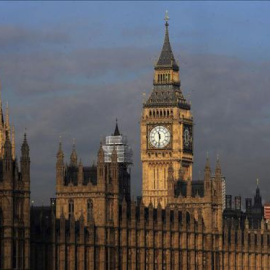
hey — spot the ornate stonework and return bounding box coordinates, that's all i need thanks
[141,20,193,208]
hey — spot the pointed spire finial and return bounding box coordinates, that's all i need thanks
[164,10,169,25]
[5,101,9,127]
[256,178,259,187]
[70,138,77,166]
[23,128,28,144]
[155,10,178,71]
[114,118,120,136]
[57,135,63,157]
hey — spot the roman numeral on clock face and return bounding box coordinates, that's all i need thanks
[149,126,171,149]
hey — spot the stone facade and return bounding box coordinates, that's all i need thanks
[141,19,193,209]
[3,16,270,270]
[0,91,30,270]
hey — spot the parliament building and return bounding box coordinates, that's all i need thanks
[1,16,270,270]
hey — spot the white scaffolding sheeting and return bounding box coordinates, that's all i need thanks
[103,135,133,163]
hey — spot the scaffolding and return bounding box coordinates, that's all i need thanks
[102,135,133,164]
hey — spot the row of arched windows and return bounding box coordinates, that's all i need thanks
[149,109,173,118]
[157,73,171,83]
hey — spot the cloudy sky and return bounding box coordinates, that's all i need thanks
[1,2,270,206]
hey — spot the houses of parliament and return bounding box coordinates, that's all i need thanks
[1,15,270,270]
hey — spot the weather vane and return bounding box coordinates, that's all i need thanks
[165,10,169,22]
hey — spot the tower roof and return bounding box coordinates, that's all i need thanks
[144,12,190,109]
[155,12,179,71]
[114,119,120,136]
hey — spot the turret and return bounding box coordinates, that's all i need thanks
[204,155,211,195]
[3,131,13,177]
[20,132,30,181]
[215,155,222,180]
[5,102,9,130]
[254,179,262,207]
[11,125,15,159]
[70,139,77,166]
[204,155,211,181]
[97,142,104,165]
[56,138,64,190]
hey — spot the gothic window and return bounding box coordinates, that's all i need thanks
[87,199,93,222]
[68,200,74,219]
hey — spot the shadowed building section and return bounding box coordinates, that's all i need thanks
[0,86,30,269]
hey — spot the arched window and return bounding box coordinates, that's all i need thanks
[87,199,93,222]
[68,200,74,219]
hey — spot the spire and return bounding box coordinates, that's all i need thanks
[11,125,15,159]
[254,178,262,206]
[97,141,104,163]
[114,118,120,136]
[57,136,64,160]
[4,130,12,159]
[145,11,186,108]
[5,102,9,128]
[204,153,211,181]
[155,11,179,71]
[70,138,77,166]
[21,131,29,158]
[215,154,222,178]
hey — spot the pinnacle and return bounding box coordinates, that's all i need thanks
[155,16,179,71]
[114,119,120,136]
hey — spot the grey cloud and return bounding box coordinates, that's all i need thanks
[0,46,153,97]
[0,25,70,49]
[3,41,270,205]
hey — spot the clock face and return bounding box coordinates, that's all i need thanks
[183,128,190,147]
[183,124,193,153]
[149,126,170,148]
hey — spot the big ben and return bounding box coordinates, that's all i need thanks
[141,13,193,208]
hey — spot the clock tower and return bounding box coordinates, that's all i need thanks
[141,14,193,208]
